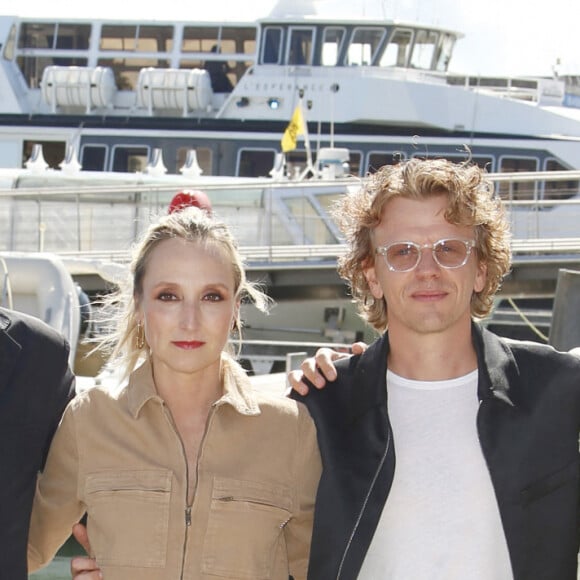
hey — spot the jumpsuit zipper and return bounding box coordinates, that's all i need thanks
[163,402,218,580]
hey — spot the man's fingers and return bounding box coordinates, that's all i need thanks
[72,523,91,555]
[287,344,363,395]
[70,555,102,579]
[287,369,310,396]
[350,341,368,355]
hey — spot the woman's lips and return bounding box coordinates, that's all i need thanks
[172,340,205,349]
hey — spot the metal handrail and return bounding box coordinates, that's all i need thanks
[55,238,580,269]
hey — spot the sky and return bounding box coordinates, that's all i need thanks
[9,0,579,77]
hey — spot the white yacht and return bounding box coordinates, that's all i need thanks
[0,0,580,183]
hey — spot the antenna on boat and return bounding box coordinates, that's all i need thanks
[25,144,49,173]
[145,148,168,176]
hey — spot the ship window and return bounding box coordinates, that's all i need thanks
[54,23,91,50]
[498,157,539,200]
[18,22,55,49]
[182,27,220,53]
[543,158,579,201]
[81,145,107,172]
[136,25,174,53]
[409,29,438,70]
[18,22,91,50]
[100,25,137,51]
[3,24,16,60]
[321,27,345,66]
[215,27,256,55]
[434,33,454,72]
[345,151,362,176]
[99,24,173,52]
[176,147,212,175]
[262,27,282,64]
[111,146,149,173]
[346,27,385,66]
[367,151,406,173]
[288,28,314,66]
[380,29,413,67]
[238,149,277,177]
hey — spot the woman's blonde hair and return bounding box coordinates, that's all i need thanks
[334,158,512,333]
[95,206,269,379]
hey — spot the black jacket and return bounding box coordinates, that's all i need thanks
[0,308,75,579]
[293,323,580,580]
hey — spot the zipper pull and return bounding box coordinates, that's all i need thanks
[185,506,192,526]
[279,515,291,529]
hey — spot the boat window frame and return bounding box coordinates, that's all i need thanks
[236,147,278,177]
[320,26,347,67]
[409,28,439,70]
[380,27,414,68]
[3,23,17,60]
[111,144,150,173]
[286,26,316,66]
[434,32,455,72]
[542,157,579,201]
[80,144,109,172]
[498,155,540,201]
[181,25,221,54]
[261,26,284,65]
[346,26,386,67]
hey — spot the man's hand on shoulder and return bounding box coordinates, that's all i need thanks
[288,342,367,396]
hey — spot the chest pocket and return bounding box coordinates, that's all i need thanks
[519,460,579,506]
[85,469,172,567]
[202,476,293,579]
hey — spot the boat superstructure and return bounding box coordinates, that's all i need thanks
[2,1,580,180]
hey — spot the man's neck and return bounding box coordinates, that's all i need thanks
[387,324,478,381]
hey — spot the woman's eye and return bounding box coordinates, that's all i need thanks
[204,292,223,302]
[157,292,177,301]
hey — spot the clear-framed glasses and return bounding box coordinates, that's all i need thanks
[375,238,476,272]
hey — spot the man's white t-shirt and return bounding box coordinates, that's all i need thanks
[357,369,513,580]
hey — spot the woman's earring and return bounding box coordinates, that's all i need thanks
[136,322,145,349]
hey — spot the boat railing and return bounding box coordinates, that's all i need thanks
[0,169,580,262]
[510,238,580,255]
[446,75,565,105]
[54,239,580,270]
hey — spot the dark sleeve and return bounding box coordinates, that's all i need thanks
[39,332,75,468]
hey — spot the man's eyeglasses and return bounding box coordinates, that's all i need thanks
[375,239,476,272]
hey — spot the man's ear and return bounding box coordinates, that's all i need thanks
[474,261,487,293]
[364,263,384,300]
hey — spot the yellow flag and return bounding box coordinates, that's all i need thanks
[281,105,304,153]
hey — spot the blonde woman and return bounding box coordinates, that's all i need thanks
[28,206,321,579]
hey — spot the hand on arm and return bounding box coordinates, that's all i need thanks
[288,342,367,396]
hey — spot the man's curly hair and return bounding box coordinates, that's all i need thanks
[333,158,512,333]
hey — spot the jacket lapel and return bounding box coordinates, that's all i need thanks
[473,323,517,407]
